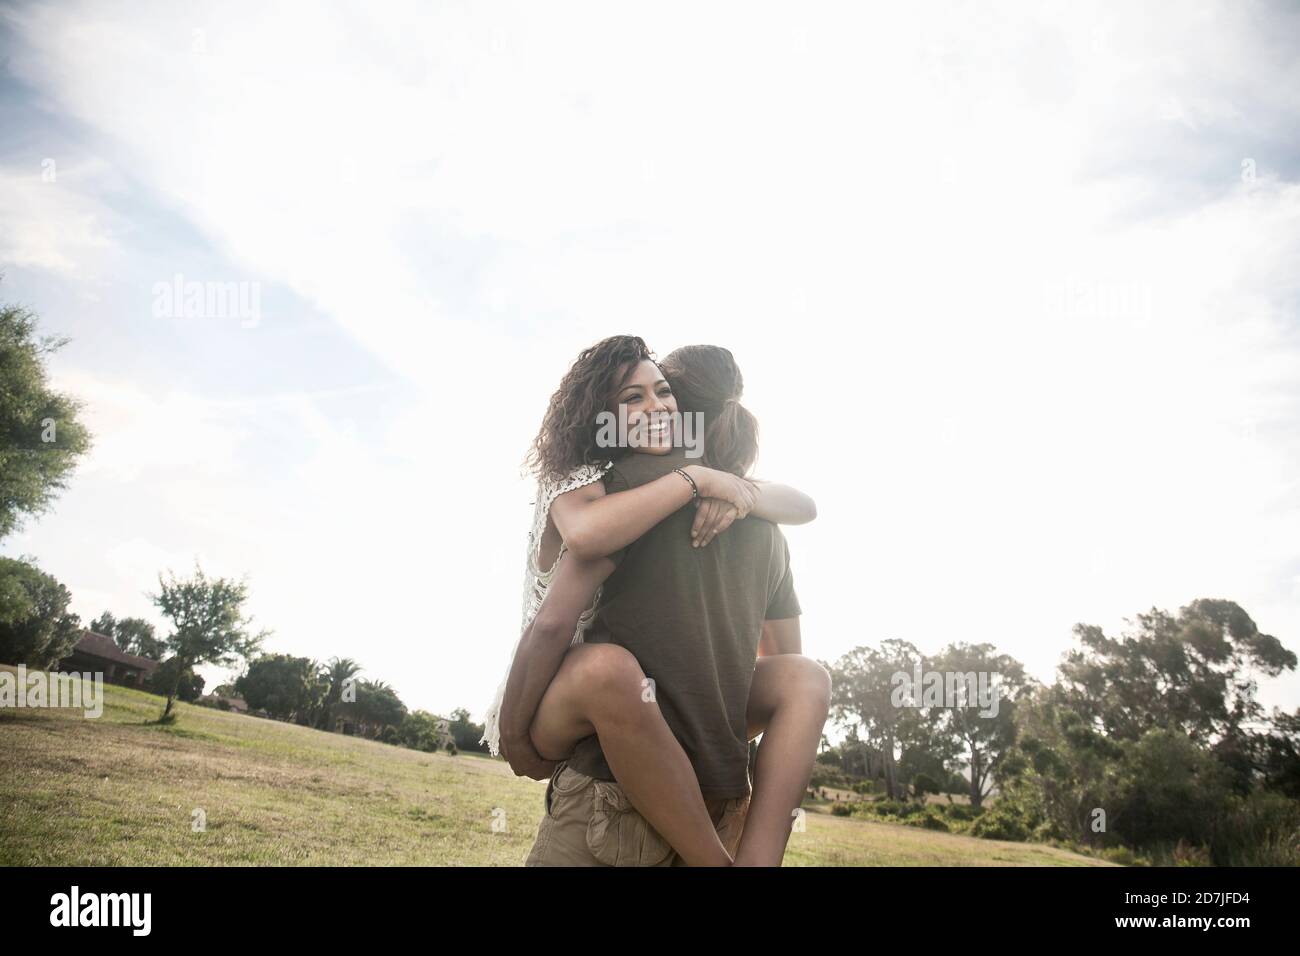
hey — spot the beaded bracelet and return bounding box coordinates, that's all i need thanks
[673,467,699,499]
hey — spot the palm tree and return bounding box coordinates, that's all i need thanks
[318,657,362,731]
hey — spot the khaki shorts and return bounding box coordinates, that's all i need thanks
[524,762,750,867]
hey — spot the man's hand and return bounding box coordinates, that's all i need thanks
[501,732,559,781]
[691,497,740,548]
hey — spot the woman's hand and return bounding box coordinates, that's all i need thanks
[500,732,558,781]
[684,465,759,518]
[691,498,740,548]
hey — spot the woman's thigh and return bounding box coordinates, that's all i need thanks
[528,642,643,761]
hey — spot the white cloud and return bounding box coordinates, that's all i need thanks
[3,0,1298,718]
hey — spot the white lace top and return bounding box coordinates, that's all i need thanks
[480,462,613,756]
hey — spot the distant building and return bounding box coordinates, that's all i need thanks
[57,630,160,688]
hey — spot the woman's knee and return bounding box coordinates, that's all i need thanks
[567,643,646,711]
[786,655,832,711]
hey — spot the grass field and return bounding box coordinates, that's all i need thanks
[0,668,1114,867]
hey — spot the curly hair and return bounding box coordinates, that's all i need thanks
[525,335,659,484]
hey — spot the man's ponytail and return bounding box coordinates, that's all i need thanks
[661,345,759,477]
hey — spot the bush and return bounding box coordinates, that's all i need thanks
[971,808,1030,842]
[1100,846,1146,866]
[1209,789,1300,866]
[1111,729,1234,852]
[147,658,205,702]
[906,810,950,832]
[830,803,855,817]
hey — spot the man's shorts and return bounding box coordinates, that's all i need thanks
[524,762,750,866]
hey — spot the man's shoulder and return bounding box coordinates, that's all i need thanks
[605,449,688,490]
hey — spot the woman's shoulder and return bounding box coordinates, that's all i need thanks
[541,461,613,498]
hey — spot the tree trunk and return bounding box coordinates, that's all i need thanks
[969,746,983,809]
[163,657,187,717]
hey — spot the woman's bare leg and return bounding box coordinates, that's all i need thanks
[528,642,733,866]
[734,655,832,867]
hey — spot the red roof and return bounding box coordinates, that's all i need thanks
[69,630,161,672]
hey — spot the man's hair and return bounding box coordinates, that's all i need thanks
[660,344,758,477]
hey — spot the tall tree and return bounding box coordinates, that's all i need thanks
[317,656,362,730]
[827,639,924,799]
[89,611,165,660]
[0,297,91,541]
[335,679,407,739]
[927,642,1034,808]
[0,557,81,668]
[1059,599,1295,745]
[150,565,266,717]
[236,654,322,722]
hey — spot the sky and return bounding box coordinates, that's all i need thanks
[1,0,1298,729]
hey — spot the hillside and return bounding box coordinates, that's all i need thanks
[0,668,1113,867]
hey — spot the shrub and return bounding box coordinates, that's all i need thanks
[1209,789,1300,866]
[971,808,1029,842]
[906,810,950,832]
[1100,846,1144,866]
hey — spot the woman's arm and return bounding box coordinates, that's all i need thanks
[690,481,817,547]
[498,553,615,777]
[549,464,759,562]
[750,481,817,525]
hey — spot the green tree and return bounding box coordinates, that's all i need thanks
[236,654,322,722]
[827,639,924,799]
[926,642,1034,808]
[336,679,407,739]
[89,611,166,661]
[446,706,487,753]
[399,710,444,751]
[150,565,266,718]
[0,556,82,668]
[0,297,92,541]
[1060,600,1295,747]
[317,656,362,731]
[147,656,205,702]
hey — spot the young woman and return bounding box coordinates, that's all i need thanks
[483,337,828,866]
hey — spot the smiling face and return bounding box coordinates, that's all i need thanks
[608,358,678,454]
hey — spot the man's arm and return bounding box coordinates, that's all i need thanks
[758,617,802,657]
[498,552,615,777]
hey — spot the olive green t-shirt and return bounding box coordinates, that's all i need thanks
[565,447,801,799]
